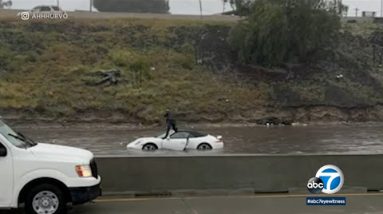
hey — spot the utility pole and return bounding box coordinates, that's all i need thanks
[199,0,202,18]
[355,7,359,17]
[90,0,93,12]
[56,0,59,7]
[381,0,383,17]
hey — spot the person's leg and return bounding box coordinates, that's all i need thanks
[172,122,178,132]
[163,124,171,139]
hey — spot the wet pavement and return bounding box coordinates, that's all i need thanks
[73,193,383,214]
[3,193,383,214]
[12,123,383,156]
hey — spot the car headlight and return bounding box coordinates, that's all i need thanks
[135,140,142,145]
[75,165,92,177]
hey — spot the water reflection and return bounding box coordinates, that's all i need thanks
[16,123,383,156]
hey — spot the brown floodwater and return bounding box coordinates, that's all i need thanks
[13,123,383,156]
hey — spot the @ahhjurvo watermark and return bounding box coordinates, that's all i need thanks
[18,11,69,21]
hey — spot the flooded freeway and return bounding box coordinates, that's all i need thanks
[13,123,383,156]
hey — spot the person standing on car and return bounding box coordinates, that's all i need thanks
[162,109,178,139]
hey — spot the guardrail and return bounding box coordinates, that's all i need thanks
[96,154,383,195]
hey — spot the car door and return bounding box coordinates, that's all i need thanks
[0,140,13,207]
[185,136,201,149]
[162,132,189,151]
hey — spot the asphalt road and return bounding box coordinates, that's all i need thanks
[73,193,383,214]
[2,193,383,214]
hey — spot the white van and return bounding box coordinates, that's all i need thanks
[0,119,101,214]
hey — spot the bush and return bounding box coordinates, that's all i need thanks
[229,0,343,67]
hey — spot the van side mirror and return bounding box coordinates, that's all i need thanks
[0,146,7,157]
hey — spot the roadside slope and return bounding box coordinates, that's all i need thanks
[0,16,382,124]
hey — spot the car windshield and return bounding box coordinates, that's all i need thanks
[156,133,165,138]
[156,131,175,138]
[0,120,35,148]
[156,131,206,138]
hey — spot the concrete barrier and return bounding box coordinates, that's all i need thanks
[96,154,383,195]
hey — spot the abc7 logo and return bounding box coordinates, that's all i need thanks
[307,165,344,194]
[20,12,30,21]
[307,177,324,194]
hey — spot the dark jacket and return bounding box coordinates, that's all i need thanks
[164,111,175,124]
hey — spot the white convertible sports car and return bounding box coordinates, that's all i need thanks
[127,131,224,151]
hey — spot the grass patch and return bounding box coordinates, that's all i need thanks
[0,17,262,122]
[0,17,382,123]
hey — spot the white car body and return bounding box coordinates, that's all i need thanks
[127,131,224,151]
[0,119,101,211]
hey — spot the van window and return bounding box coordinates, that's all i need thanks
[0,142,5,155]
[0,120,28,148]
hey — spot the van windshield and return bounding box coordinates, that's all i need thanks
[0,120,30,148]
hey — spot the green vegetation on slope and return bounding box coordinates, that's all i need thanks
[229,0,343,66]
[0,18,266,123]
[0,17,382,123]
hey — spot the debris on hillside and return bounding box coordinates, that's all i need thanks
[255,116,293,126]
[84,68,122,86]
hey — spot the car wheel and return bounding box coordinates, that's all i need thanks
[142,143,158,151]
[25,183,67,214]
[197,143,212,151]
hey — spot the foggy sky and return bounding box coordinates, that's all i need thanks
[6,0,382,16]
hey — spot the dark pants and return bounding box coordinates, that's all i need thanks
[163,120,178,139]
